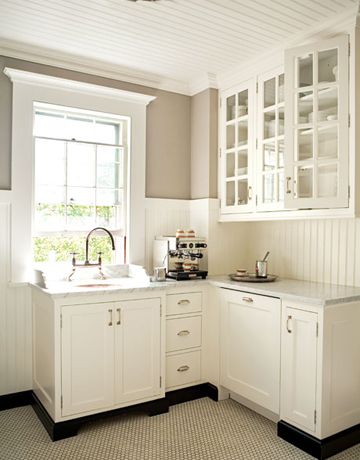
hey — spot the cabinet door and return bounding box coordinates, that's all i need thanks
[281,307,318,432]
[220,289,280,412]
[115,298,161,404]
[257,68,286,211]
[284,35,349,209]
[220,79,255,214]
[61,303,114,416]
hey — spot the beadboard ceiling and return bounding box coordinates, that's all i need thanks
[0,0,357,94]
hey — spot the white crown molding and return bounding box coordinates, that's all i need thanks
[217,6,357,91]
[4,67,157,105]
[189,72,218,96]
[0,38,192,96]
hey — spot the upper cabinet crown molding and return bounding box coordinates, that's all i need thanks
[4,67,157,105]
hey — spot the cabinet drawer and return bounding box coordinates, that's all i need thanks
[166,292,202,316]
[227,290,280,310]
[166,351,201,389]
[166,316,202,352]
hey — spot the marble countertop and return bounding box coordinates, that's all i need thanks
[30,275,360,306]
[209,276,360,306]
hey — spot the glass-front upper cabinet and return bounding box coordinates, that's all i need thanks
[284,35,349,209]
[257,69,285,210]
[221,79,255,213]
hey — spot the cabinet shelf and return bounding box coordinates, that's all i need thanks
[299,121,338,136]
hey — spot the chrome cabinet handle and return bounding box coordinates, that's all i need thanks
[248,186,253,200]
[177,365,190,372]
[108,309,113,327]
[286,315,292,333]
[177,330,190,336]
[286,177,292,194]
[242,297,253,303]
[177,299,190,305]
[116,308,121,325]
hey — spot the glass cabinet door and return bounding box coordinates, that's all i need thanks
[284,35,349,209]
[221,80,255,212]
[257,70,285,210]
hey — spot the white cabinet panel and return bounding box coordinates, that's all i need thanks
[61,303,114,417]
[166,351,201,389]
[281,307,318,432]
[166,316,202,352]
[115,298,161,404]
[166,292,202,316]
[220,289,281,412]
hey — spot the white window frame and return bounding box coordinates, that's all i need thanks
[5,68,155,283]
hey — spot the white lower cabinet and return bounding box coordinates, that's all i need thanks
[61,298,161,417]
[280,307,318,433]
[219,288,281,413]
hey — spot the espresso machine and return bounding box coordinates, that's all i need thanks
[153,235,208,280]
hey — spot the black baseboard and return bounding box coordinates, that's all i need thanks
[278,420,360,459]
[0,390,33,411]
[166,383,219,406]
[2,383,218,442]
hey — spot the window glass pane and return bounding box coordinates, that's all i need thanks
[278,140,284,168]
[95,121,119,145]
[35,139,66,186]
[226,125,235,150]
[318,87,338,121]
[237,121,248,147]
[296,166,313,198]
[36,185,65,204]
[264,78,276,108]
[67,143,96,187]
[318,164,337,198]
[34,111,66,138]
[237,179,248,206]
[226,95,236,121]
[237,150,248,176]
[278,173,284,202]
[263,174,275,203]
[278,107,285,136]
[67,115,94,142]
[297,53,313,88]
[263,143,276,171]
[238,90,248,113]
[35,204,66,232]
[226,181,235,206]
[97,146,123,188]
[297,91,313,124]
[226,153,235,178]
[278,74,285,104]
[297,128,313,161]
[318,126,338,160]
[318,48,338,84]
[264,110,276,139]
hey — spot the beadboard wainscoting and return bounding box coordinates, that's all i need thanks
[0,201,32,396]
[247,219,360,287]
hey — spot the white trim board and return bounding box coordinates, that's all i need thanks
[4,68,156,105]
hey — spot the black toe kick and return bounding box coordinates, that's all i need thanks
[278,420,360,459]
[5,383,218,442]
[32,393,170,441]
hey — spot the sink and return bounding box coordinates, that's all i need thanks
[74,283,121,289]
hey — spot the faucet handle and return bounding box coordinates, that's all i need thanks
[70,252,79,266]
[97,251,103,264]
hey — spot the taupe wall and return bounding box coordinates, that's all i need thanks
[190,88,218,199]
[0,56,191,198]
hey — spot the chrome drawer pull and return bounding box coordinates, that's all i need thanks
[116,308,121,325]
[108,309,113,327]
[286,315,292,333]
[242,297,253,303]
[177,330,190,336]
[177,365,190,372]
[177,299,190,305]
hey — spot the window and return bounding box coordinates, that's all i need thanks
[33,103,129,263]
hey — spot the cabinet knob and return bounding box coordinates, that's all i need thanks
[177,330,190,336]
[177,365,190,372]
